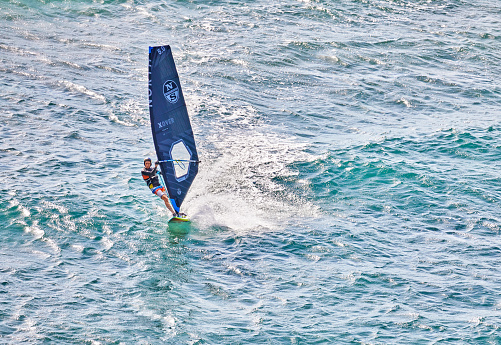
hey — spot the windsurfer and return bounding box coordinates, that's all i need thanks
[141,157,180,217]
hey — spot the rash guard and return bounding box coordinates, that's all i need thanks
[141,166,161,191]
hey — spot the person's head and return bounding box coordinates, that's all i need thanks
[144,157,152,168]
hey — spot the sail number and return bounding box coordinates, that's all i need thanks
[157,46,166,55]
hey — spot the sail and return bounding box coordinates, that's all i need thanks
[148,45,199,212]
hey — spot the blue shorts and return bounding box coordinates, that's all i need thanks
[151,186,166,197]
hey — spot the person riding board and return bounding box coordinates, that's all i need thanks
[141,158,185,218]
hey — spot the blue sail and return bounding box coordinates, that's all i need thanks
[148,45,199,212]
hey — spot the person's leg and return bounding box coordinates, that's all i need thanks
[161,194,177,216]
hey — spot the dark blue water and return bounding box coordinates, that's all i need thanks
[1,0,500,343]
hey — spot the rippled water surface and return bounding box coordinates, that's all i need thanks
[1,0,501,343]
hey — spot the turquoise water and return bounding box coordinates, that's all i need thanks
[1,0,500,343]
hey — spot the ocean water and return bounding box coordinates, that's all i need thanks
[1,0,500,343]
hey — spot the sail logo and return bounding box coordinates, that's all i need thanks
[158,118,174,130]
[163,80,179,104]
